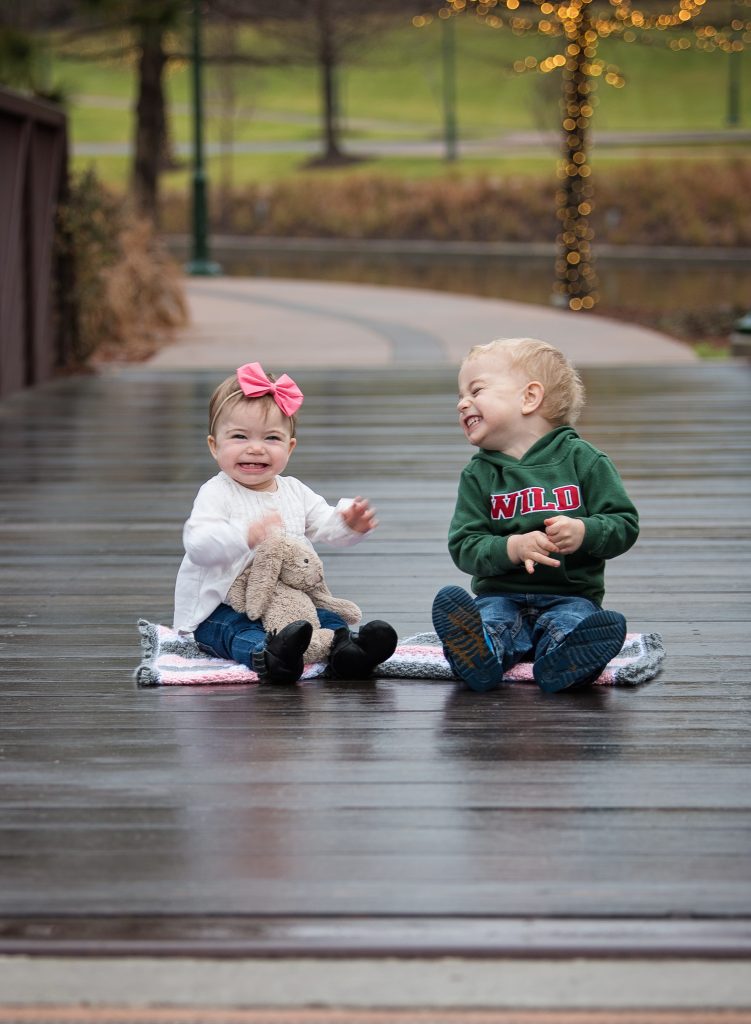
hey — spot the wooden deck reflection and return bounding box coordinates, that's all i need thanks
[0,364,749,955]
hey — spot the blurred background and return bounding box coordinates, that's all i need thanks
[1,0,749,378]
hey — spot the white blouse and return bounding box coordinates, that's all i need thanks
[173,472,362,632]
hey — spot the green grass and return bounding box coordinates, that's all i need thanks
[67,104,133,144]
[50,14,751,190]
[71,155,132,188]
[692,341,732,359]
[72,144,750,191]
[56,52,136,101]
[171,153,560,188]
[593,38,745,131]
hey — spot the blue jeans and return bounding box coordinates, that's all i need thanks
[194,602,348,668]
[475,593,601,673]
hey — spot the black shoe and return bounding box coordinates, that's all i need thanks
[253,620,313,683]
[533,610,627,692]
[329,620,398,680]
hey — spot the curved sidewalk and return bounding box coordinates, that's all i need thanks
[144,277,697,370]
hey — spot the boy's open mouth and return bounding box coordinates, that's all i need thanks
[464,416,481,430]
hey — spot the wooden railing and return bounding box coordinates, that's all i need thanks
[0,87,70,399]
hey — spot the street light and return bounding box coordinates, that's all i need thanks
[186,0,222,276]
[727,43,742,127]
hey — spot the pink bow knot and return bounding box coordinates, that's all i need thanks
[236,362,304,417]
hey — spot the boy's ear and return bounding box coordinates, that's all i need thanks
[522,381,545,415]
[207,435,218,460]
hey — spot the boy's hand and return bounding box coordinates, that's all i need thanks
[508,531,561,575]
[544,515,585,555]
[247,513,283,549]
[342,496,378,534]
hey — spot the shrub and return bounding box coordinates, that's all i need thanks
[55,170,188,365]
[160,158,751,247]
[592,159,751,247]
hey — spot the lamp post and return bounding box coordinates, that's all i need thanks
[727,43,742,128]
[186,0,222,276]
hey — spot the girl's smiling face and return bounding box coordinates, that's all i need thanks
[208,400,296,491]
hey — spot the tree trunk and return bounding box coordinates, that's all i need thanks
[133,22,167,223]
[553,0,598,311]
[316,0,343,161]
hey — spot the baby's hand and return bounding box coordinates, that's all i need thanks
[342,496,378,534]
[544,515,585,555]
[508,531,561,575]
[247,513,283,549]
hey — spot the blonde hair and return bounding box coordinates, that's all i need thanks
[208,371,298,437]
[464,337,585,426]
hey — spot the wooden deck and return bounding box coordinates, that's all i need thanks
[0,363,749,956]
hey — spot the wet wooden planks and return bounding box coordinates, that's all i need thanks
[0,363,749,952]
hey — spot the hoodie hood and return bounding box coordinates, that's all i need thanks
[472,425,580,469]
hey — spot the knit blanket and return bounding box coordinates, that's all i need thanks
[135,620,664,688]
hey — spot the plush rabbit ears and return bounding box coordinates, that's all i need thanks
[243,538,286,621]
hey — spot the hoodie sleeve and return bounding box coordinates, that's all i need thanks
[577,452,639,559]
[448,466,516,577]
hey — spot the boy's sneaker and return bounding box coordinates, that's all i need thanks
[533,610,627,693]
[431,586,503,693]
[254,620,313,683]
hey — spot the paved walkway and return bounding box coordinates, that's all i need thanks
[74,112,751,157]
[144,277,697,370]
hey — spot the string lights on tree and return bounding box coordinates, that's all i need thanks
[415,0,751,311]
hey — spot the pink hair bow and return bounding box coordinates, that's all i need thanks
[236,362,304,417]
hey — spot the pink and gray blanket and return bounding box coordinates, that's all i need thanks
[136,620,664,688]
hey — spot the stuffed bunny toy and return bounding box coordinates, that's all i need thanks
[226,534,362,663]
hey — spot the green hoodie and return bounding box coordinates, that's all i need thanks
[448,426,639,606]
